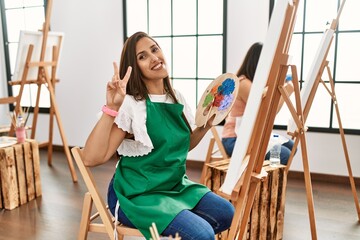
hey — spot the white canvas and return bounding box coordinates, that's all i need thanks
[287,28,334,133]
[12,30,64,81]
[221,0,293,195]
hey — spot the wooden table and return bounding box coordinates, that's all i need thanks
[205,160,287,240]
[0,138,42,210]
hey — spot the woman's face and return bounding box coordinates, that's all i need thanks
[135,37,168,82]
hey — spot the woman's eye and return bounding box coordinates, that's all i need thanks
[152,47,159,53]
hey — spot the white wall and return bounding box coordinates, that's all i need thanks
[1,0,359,178]
[37,0,124,145]
[276,129,360,177]
[225,0,269,74]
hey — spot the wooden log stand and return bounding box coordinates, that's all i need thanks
[0,138,42,210]
[205,160,287,240]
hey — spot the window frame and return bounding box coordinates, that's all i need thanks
[271,0,360,135]
[0,0,48,113]
[122,0,227,116]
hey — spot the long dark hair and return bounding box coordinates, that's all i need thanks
[119,32,192,131]
[236,42,263,82]
[119,31,178,103]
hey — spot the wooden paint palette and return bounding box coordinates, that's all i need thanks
[195,73,239,127]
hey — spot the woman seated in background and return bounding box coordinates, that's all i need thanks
[221,42,296,165]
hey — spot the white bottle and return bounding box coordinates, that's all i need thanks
[270,134,281,167]
[16,115,24,128]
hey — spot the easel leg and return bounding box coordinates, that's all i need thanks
[227,186,247,239]
[79,192,92,240]
[31,82,42,139]
[323,65,360,220]
[48,82,55,166]
[200,138,216,185]
[333,100,360,220]
[49,86,78,182]
[281,64,318,238]
[285,136,300,173]
[299,132,317,240]
[38,64,77,182]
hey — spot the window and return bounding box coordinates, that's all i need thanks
[124,0,226,114]
[274,0,360,134]
[0,0,47,110]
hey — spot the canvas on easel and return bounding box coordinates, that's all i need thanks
[287,28,334,135]
[11,30,64,108]
[10,30,64,146]
[12,31,64,83]
[214,0,301,239]
[6,0,77,182]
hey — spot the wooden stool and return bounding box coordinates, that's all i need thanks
[71,147,143,240]
[0,138,42,210]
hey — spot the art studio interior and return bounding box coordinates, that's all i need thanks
[0,0,360,239]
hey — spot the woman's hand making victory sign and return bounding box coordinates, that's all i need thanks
[106,62,132,110]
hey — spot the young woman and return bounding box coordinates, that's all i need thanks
[221,42,296,165]
[82,31,234,240]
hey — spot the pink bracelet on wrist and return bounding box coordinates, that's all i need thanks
[102,105,118,117]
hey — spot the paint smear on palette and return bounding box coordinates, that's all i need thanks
[195,73,239,127]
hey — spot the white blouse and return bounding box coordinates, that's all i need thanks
[113,90,196,157]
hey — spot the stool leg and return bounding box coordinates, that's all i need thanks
[78,192,93,240]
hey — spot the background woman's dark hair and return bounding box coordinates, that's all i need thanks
[118,31,178,103]
[236,42,263,81]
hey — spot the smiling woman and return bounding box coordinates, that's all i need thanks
[81,31,234,240]
[134,38,169,92]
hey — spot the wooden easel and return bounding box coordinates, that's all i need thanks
[283,6,360,223]
[278,63,318,239]
[223,60,299,240]
[272,2,359,239]
[7,0,77,182]
[215,1,300,239]
[280,61,360,240]
[318,62,360,219]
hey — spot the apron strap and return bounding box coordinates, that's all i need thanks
[114,200,120,240]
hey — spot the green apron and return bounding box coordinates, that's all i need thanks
[113,97,210,239]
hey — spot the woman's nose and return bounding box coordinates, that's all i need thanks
[150,54,159,62]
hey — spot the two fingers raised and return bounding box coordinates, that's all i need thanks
[112,62,132,84]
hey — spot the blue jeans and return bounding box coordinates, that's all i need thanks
[221,137,237,158]
[107,178,234,240]
[222,137,296,165]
